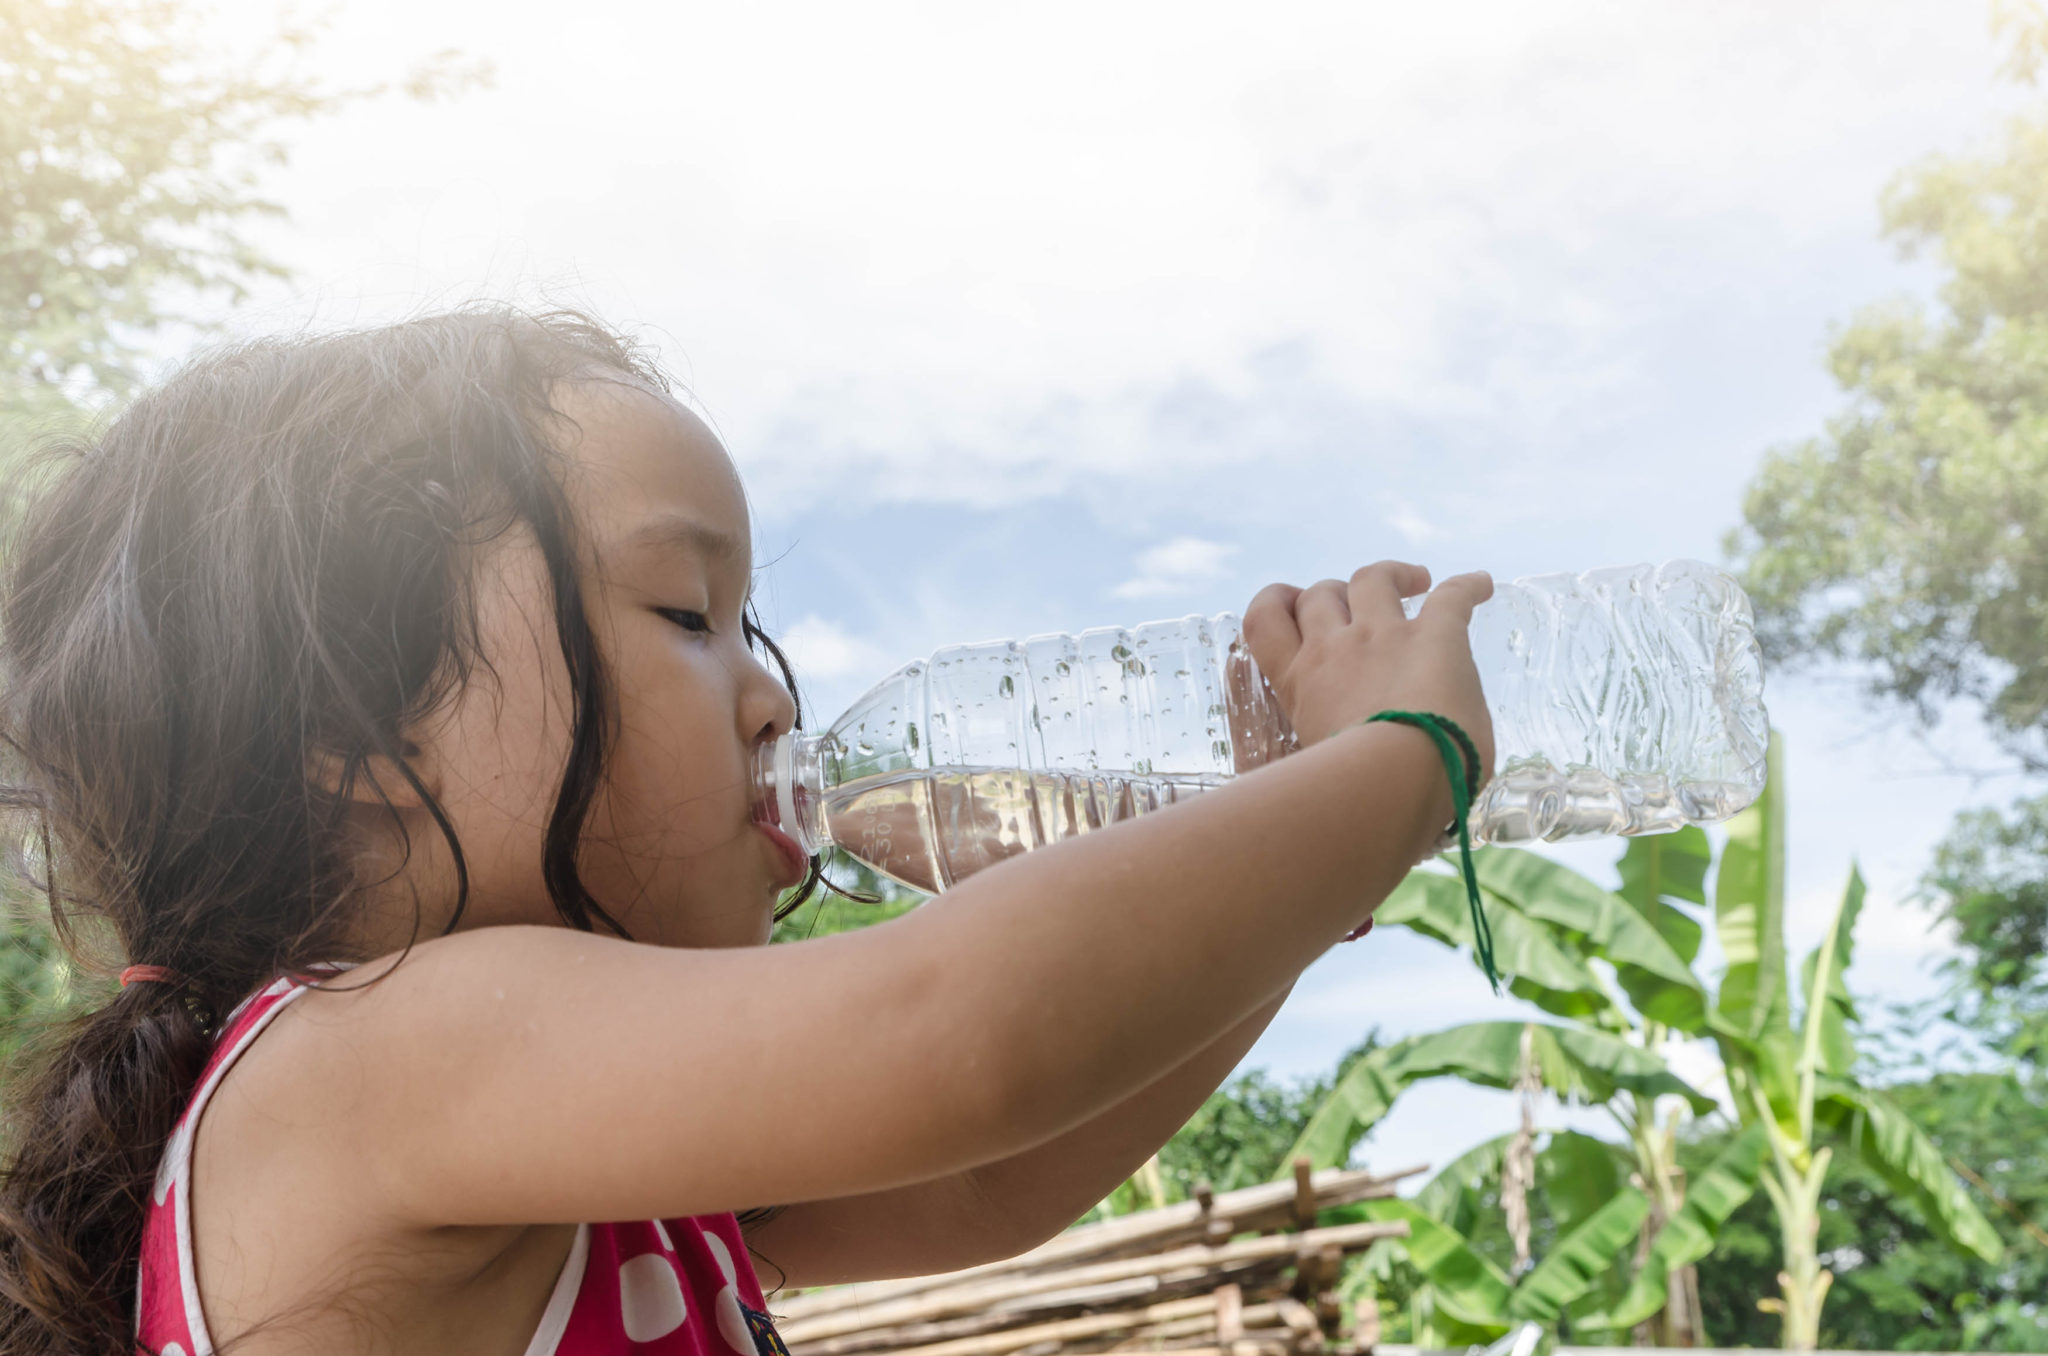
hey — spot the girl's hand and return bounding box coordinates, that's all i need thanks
[1243,561,1496,779]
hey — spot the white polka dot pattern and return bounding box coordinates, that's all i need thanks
[702,1228,755,1355]
[701,1230,738,1287]
[618,1252,689,1342]
[715,1287,753,1355]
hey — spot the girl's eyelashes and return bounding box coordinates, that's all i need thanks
[656,607,714,636]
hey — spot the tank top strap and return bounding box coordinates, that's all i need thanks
[134,965,353,1354]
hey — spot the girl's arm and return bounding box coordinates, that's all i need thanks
[739,987,1292,1287]
[248,564,1490,1231]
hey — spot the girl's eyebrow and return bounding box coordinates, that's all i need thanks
[621,513,749,567]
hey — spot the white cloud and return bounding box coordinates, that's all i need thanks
[777,615,889,683]
[205,0,2006,515]
[1384,497,1444,545]
[1111,536,1241,600]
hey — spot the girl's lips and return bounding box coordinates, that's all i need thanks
[756,820,809,890]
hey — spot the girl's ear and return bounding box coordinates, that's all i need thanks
[305,745,437,809]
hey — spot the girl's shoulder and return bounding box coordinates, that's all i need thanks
[180,926,605,1228]
[146,944,792,1354]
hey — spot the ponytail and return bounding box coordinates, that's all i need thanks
[0,981,211,1349]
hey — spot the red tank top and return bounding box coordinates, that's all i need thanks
[135,971,791,1355]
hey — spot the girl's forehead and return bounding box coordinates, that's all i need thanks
[552,380,750,559]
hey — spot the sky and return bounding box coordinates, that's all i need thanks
[200,0,2032,1177]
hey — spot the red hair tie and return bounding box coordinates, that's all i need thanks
[119,965,182,989]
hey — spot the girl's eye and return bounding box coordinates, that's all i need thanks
[657,608,713,636]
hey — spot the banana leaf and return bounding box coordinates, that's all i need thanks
[1816,1078,2004,1264]
[1613,825,1711,964]
[1798,863,1865,1080]
[1718,1022,1804,1152]
[1714,732,1788,1043]
[1351,1198,1513,1329]
[1285,1022,1714,1170]
[1377,870,1613,1020]
[1469,848,1707,1031]
[1537,1130,1632,1234]
[1506,1187,1650,1323]
[1414,1133,1515,1222]
[1574,1123,1767,1331]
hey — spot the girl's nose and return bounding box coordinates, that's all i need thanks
[740,649,799,748]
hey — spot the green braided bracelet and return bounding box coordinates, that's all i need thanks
[1350,711,1499,993]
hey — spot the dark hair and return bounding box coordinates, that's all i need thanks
[0,307,830,1350]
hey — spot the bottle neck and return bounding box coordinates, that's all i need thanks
[752,731,831,855]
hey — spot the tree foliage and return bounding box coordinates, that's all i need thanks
[1156,1043,1380,1200]
[0,0,484,423]
[1920,795,2048,1062]
[1725,49,2048,766]
[1725,1,2048,1074]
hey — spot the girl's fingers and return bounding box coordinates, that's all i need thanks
[1294,579,1352,636]
[1346,561,1429,628]
[1417,570,1494,629]
[1243,582,1306,673]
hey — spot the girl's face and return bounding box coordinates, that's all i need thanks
[401,378,802,950]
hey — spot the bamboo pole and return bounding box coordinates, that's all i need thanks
[788,1267,1296,1356]
[1118,1300,1288,1344]
[1271,1298,1319,1343]
[1351,1298,1379,1354]
[798,1293,1308,1356]
[833,1294,1220,1356]
[986,1258,1289,1318]
[1215,1285,1244,1345]
[780,1221,1405,1345]
[774,1166,1422,1323]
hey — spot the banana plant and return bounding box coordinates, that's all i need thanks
[1703,733,2003,1348]
[1288,734,2004,1348]
[1329,1125,1765,1345]
[1285,830,1723,1342]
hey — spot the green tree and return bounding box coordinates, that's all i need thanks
[0,0,483,427]
[1156,1037,1381,1200]
[1727,2,2048,763]
[1919,798,2048,1063]
[1724,1,2048,1066]
[1070,1036,1382,1224]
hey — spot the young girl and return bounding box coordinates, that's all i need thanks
[0,309,1492,1355]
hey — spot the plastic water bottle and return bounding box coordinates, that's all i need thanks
[752,560,1769,894]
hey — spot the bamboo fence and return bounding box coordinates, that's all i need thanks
[775,1161,1422,1356]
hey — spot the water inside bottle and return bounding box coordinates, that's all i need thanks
[820,766,1227,894]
